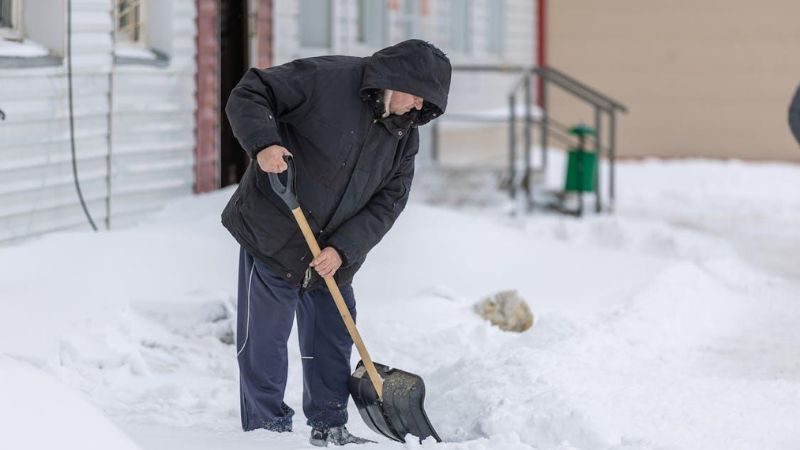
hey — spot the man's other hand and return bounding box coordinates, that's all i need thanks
[256,145,293,173]
[310,247,343,278]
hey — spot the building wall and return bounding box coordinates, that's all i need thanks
[549,0,800,162]
[0,0,198,242]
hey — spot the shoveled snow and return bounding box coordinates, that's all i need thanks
[1,155,799,449]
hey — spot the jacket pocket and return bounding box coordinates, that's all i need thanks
[238,185,299,257]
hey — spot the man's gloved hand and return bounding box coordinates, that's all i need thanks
[310,247,343,278]
[256,145,293,173]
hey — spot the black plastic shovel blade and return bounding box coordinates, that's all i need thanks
[348,361,442,444]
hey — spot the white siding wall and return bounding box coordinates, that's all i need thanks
[0,0,197,243]
[109,0,197,227]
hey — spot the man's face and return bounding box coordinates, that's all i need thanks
[389,90,424,116]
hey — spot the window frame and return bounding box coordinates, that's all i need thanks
[0,0,24,42]
[486,0,504,57]
[115,0,147,47]
[298,0,332,51]
[449,0,472,55]
[113,0,171,67]
[357,0,387,49]
[399,0,419,40]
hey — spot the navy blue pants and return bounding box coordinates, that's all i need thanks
[236,247,356,431]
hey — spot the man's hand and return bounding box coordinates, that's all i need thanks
[256,145,292,173]
[310,247,343,278]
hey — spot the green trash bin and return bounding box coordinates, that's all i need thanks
[564,150,597,192]
[564,123,598,193]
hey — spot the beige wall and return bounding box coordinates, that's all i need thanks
[549,0,800,161]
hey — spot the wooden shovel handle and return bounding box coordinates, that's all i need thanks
[290,207,384,399]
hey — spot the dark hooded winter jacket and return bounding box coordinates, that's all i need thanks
[221,40,452,291]
[790,84,800,146]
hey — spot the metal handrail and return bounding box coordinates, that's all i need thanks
[538,66,628,113]
[432,64,627,214]
[506,65,628,213]
[447,64,626,112]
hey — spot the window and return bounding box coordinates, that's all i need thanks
[0,0,13,28]
[449,0,471,54]
[299,0,331,49]
[0,0,23,41]
[116,0,144,45]
[487,0,503,56]
[358,0,386,47]
[0,0,63,63]
[400,0,419,39]
[113,0,171,66]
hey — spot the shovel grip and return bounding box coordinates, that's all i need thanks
[267,155,299,210]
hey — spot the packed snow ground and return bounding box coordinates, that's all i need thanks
[1,155,799,450]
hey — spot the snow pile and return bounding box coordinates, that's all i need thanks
[0,356,140,450]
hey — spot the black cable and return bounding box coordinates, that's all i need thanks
[67,0,98,231]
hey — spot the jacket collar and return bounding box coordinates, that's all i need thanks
[363,89,417,139]
[378,110,417,139]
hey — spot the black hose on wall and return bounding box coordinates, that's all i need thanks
[67,0,99,231]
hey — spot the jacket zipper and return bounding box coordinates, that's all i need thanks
[358,119,376,164]
[302,267,312,289]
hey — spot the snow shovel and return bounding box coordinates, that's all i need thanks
[268,155,441,444]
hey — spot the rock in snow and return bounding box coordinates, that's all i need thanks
[474,290,534,332]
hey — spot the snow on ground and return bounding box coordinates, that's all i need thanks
[1,156,799,449]
[0,355,140,450]
[114,45,160,60]
[0,39,50,58]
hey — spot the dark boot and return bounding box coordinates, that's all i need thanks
[309,425,376,447]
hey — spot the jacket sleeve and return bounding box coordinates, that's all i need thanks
[790,84,800,146]
[326,129,419,266]
[224,63,311,159]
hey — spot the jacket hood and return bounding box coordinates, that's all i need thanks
[361,39,452,126]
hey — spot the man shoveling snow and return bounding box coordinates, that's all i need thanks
[221,40,451,446]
